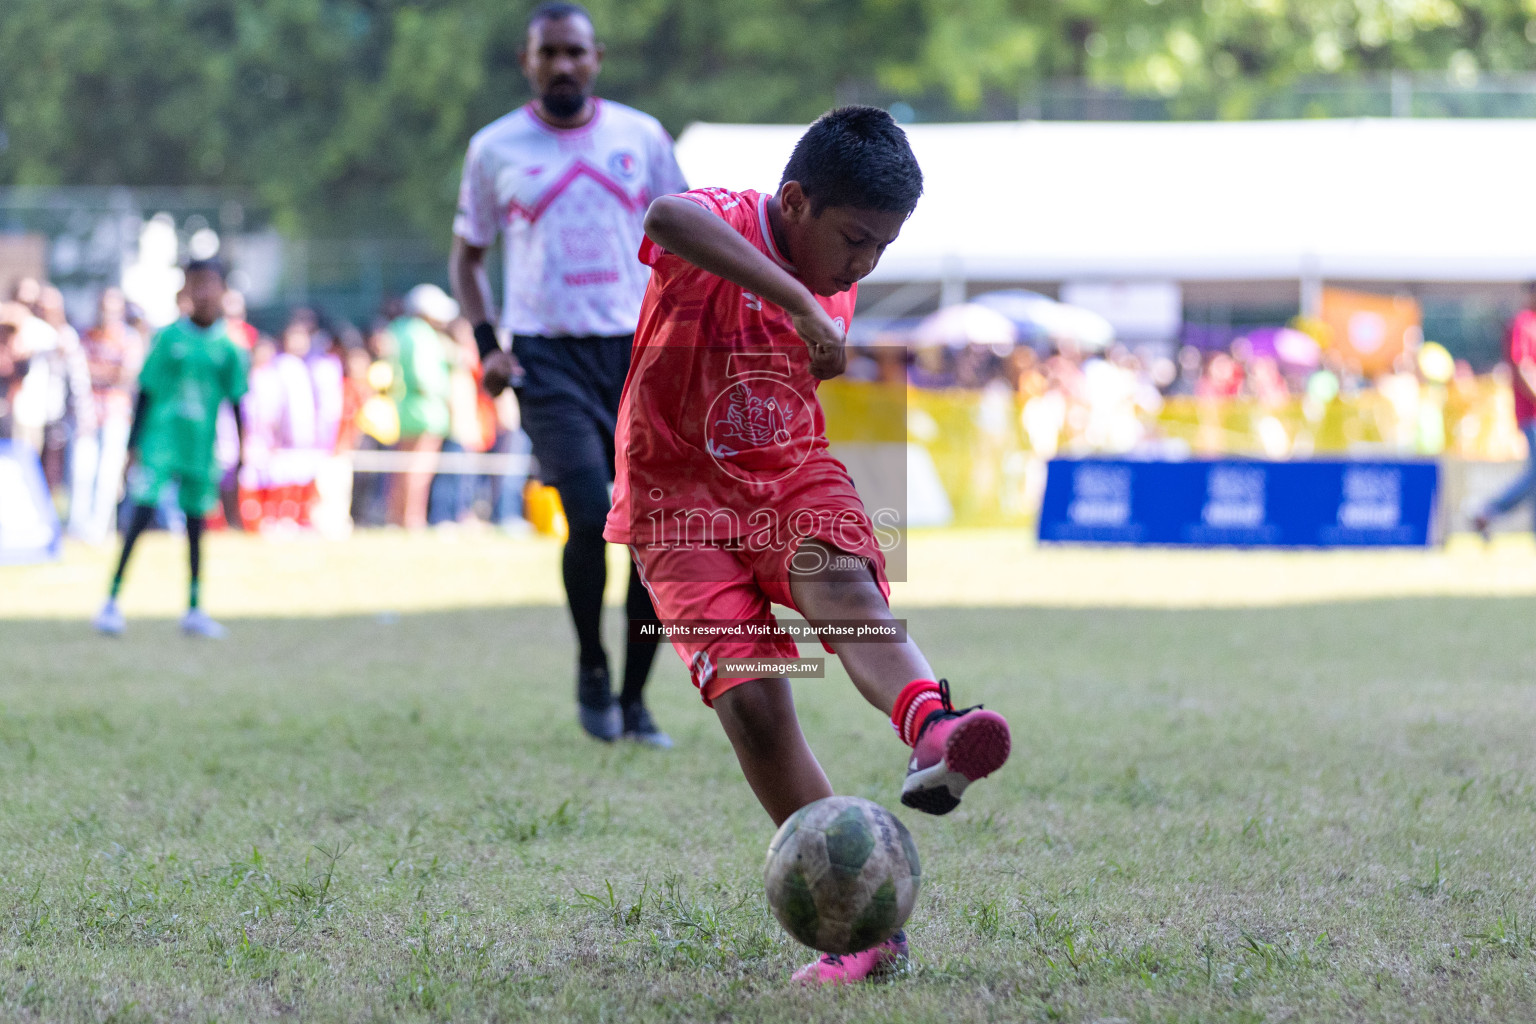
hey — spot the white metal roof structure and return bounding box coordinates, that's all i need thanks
[673,118,1536,285]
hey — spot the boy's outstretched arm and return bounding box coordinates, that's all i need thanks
[124,391,150,464]
[644,196,846,380]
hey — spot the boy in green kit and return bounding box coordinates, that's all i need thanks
[93,259,248,638]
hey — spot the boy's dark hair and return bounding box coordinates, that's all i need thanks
[529,1,589,29]
[779,106,923,217]
[183,257,227,281]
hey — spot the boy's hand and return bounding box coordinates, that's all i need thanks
[791,305,847,381]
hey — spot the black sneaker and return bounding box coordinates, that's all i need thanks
[577,665,621,742]
[620,702,673,749]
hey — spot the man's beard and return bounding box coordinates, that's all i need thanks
[541,88,586,119]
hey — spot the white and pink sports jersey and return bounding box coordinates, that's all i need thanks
[454,99,689,339]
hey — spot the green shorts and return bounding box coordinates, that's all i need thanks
[128,463,219,515]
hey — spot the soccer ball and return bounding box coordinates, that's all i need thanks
[763,795,921,954]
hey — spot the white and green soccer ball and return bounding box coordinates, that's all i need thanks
[763,795,921,954]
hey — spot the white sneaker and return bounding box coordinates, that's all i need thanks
[92,598,126,636]
[180,608,228,639]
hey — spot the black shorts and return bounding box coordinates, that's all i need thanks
[512,334,633,486]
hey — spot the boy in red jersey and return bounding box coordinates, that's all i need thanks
[604,107,1011,983]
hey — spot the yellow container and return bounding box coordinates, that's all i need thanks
[524,481,568,540]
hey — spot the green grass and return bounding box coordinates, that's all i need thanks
[3,531,1536,1022]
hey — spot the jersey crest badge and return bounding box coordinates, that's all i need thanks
[609,151,639,179]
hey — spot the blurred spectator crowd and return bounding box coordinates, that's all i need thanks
[1,273,1526,544]
[847,328,1525,463]
[0,277,532,542]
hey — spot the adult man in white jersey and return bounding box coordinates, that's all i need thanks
[451,1,687,746]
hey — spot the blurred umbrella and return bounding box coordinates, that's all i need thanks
[910,302,1018,349]
[970,289,1114,352]
[1243,326,1321,369]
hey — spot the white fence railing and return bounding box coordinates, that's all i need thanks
[346,450,535,476]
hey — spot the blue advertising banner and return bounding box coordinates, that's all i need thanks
[1039,457,1439,548]
[0,440,62,564]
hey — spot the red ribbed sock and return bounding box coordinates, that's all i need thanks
[890,679,945,747]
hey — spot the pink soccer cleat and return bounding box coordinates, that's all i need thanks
[792,930,909,984]
[900,680,1011,816]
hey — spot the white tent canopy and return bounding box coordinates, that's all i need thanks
[673,118,1536,284]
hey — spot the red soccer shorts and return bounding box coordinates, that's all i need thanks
[630,524,889,707]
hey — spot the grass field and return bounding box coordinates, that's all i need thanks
[4,530,1536,1022]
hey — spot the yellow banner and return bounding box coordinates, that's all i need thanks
[818,375,1524,527]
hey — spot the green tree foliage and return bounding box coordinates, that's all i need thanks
[0,0,514,237]
[2,0,1533,238]
[882,0,1536,113]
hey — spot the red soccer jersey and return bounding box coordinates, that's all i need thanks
[1509,309,1536,425]
[604,187,865,552]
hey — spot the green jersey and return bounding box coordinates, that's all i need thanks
[136,318,249,480]
[388,315,451,439]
